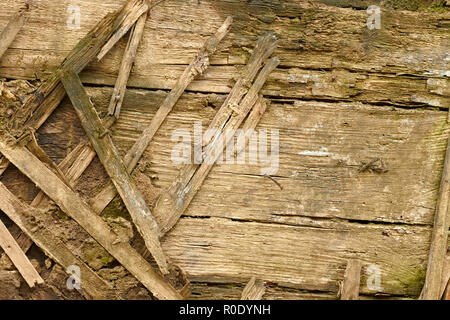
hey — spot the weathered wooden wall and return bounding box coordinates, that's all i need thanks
[0,0,449,299]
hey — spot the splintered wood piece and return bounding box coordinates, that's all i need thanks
[108,11,148,118]
[440,255,450,300]
[339,259,362,300]
[155,59,279,235]
[0,183,116,300]
[421,136,450,300]
[0,218,43,288]
[61,70,168,274]
[89,16,234,214]
[241,277,266,300]
[0,138,182,300]
[0,5,29,59]
[97,0,149,61]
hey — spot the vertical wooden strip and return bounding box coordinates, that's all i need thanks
[108,12,148,118]
[241,276,266,300]
[339,259,362,300]
[61,70,168,274]
[0,218,43,288]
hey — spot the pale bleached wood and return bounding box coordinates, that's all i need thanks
[0,182,117,300]
[421,135,450,299]
[0,218,43,288]
[154,58,279,235]
[89,16,234,215]
[0,5,29,59]
[0,137,182,300]
[241,276,266,300]
[108,11,148,118]
[61,70,169,274]
[339,259,362,300]
[97,0,149,61]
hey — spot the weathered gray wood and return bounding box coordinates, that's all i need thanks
[339,259,362,300]
[241,276,266,300]
[0,5,29,59]
[0,218,43,288]
[108,11,148,118]
[0,182,117,299]
[421,134,450,299]
[61,70,168,274]
[0,137,182,299]
[154,59,279,235]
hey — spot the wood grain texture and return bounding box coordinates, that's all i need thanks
[241,276,266,300]
[0,182,117,299]
[0,137,182,300]
[0,218,43,288]
[61,70,168,274]
[339,259,362,300]
[0,0,447,107]
[0,5,29,59]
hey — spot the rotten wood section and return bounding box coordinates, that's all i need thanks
[108,11,148,118]
[0,5,29,59]
[0,138,182,299]
[0,1,447,108]
[61,70,168,274]
[339,259,362,300]
[0,182,116,300]
[0,218,43,288]
[241,277,266,300]
[90,16,233,215]
[421,127,450,299]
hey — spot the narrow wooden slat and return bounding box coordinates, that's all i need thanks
[61,70,168,274]
[339,259,362,300]
[421,125,450,299]
[241,276,266,300]
[0,183,116,299]
[89,16,234,215]
[0,218,43,288]
[0,5,29,59]
[108,11,148,118]
[154,59,279,235]
[0,138,182,300]
[440,255,450,299]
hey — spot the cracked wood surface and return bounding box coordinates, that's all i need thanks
[61,70,168,274]
[0,0,447,108]
[0,138,182,300]
[0,182,116,299]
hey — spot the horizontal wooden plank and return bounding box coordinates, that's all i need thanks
[0,0,448,107]
[60,86,450,226]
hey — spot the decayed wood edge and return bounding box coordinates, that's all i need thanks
[339,259,362,300]
[440,254,450,299]
[108,11,148,118]
[0,138,182,300]
[97,0,149,61]
[61,70,169,274]
[0,5,29,59]
[0,182,116,300]
[241,276,266,300]
[0,0,147,182]
[421,129,450,299]
[156,59,279,235]
[89,16,234,214]
[0,218,43,288]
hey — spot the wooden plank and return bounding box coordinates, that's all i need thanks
[161,217,442,296]
[0,182,117,299]
[108,11,148,118]
[0,1,448,107]
[61,70,168,274]
[0,138,182,299]
[440,255,450,299]
[339,259,362,300]
[421,132,450,299]
[0,5,29,59]
[0,218,43,288]
[241,277,266,300]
